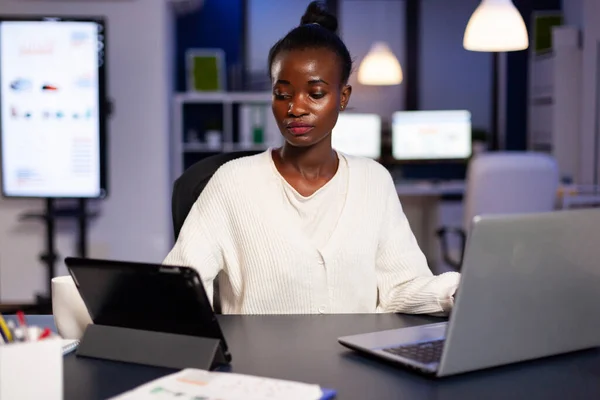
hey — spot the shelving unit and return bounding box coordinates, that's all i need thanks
[528,53,554,152]
[171,91,281,182]
[527,25,582,182]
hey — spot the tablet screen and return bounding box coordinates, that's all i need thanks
[66,258,229,354]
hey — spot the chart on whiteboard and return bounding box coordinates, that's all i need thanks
[0,19,104,198]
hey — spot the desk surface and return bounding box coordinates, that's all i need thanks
[25,314,600,400]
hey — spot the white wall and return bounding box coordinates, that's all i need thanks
[0,0,173,301]
[540,0,599,185]
[551,27,582,182]
[579,0,600,184]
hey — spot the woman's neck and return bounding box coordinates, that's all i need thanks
[276,138,338,180]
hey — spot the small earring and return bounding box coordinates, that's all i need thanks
[340,105,345,110]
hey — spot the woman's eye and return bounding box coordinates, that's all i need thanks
[311,92,325,99]
[274,93,290,100]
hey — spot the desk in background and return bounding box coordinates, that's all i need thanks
[559,185,600,209]
[395,180,466,197]
[23,314,600,400]
[395,180,465,271]
[395,181,600,272]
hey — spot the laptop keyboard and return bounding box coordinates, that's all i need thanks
[382,339,445,364]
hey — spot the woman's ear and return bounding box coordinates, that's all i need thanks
[340,84,352,110]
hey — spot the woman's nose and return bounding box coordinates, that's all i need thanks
[288,97,308,117]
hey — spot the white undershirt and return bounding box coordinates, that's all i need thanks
[271,154,348,251]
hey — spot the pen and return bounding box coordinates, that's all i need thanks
[38,328,52,340]
[0,313,13,342]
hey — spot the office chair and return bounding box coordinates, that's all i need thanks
[436,152,559,271]
[171,150,262,313]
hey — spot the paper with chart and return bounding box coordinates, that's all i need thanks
[110,368,324,400]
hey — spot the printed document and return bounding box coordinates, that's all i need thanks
[110,368,324,400]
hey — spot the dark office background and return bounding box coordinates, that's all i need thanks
[174,0,562,171]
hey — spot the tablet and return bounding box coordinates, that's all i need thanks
[64,257,231,363]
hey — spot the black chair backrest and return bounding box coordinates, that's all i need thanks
[171,150,261,314]
[172,150,261,240]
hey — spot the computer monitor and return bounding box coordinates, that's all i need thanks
[391,110,472,161]
[332,113,381,158]
[0,16,108,198]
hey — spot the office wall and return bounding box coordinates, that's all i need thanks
[562,0,583,28]
[175,0,244,91]
[419,0,492,132]
[340,0,406,118]
[0,0,173,301]
[562,0,600,184]
[245,0,404,116]
[579,0,600,184]
[246,0,312,79]
[246,1,490,128]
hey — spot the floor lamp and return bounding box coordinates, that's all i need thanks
[463,0,529,151]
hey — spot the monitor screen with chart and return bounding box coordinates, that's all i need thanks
[392,110,472,161]
[332,113,381,158]
[0,16,108,198]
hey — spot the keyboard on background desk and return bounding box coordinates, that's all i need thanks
[394,180,466,196]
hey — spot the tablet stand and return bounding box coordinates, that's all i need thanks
[76,324,229,370]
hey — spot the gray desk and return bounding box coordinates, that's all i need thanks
[22,314,600,399]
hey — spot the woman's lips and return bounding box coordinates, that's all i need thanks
[286,123,314,135]
[287,126,314,135]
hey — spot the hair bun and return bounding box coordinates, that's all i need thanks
[300,1,338,33]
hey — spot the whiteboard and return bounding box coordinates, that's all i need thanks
[0,17,107,198]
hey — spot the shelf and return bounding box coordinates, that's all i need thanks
[174,91,271,104]
[172,92,277,185]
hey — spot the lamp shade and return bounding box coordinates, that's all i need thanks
[463,0,529,52]
[357,42,403,85]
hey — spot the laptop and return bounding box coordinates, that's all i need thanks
[338,208,600,377]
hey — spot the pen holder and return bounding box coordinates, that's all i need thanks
[0,339,63,400]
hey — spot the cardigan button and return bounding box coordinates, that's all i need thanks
[318,305,326,313]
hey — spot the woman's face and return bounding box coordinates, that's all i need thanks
[271,48,351,148]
